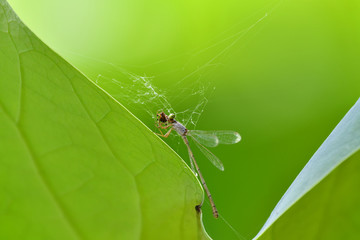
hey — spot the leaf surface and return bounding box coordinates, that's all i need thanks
[0,1,210,239]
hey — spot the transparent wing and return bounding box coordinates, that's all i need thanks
[188,130,219,147]
[189,130,241,146]
[190,136,224,171]
[213,130,241,144]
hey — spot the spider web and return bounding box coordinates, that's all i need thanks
[62,7,273,134]
[59,4,280,238]
[93,66,211,132]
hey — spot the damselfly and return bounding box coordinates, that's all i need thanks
[155,111,241,218]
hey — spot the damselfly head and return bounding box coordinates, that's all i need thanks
[168,113,176,123]
[168,113,175,120]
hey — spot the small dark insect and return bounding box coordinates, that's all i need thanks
[157,112,168,123]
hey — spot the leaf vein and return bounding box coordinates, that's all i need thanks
[0,101,83,240]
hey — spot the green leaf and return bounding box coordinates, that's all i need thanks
[254,99,360,240]
[0,1,210,239]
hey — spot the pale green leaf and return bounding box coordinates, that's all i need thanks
[254,99,360,240]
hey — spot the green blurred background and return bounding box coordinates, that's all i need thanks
[7,0,360,239]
